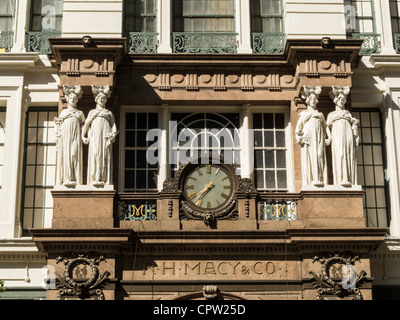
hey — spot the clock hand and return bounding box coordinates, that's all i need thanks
[193,182,214,201]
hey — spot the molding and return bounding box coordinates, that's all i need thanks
[0,53,39,68]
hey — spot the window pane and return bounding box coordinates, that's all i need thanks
[22,109,56,232]
[253,112,287,191]
[355,109,389,227]
[124,112,159,191]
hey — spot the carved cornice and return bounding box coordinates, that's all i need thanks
[48,37,127,87]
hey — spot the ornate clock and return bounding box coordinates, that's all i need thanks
[183,163,234,210]
[162,153,242,223]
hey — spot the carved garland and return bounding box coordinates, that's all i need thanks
[55,252,110,300]
[309,251,368,300]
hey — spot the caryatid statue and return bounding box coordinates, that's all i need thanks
[295,86,331,187]
[327,86,359,186]
[82,85,118,187]
[55,85,85,187]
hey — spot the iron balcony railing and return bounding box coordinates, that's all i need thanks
[125,32,158,53]
[27,31,62,54]
[0,31,14,52]
[393,33,400,54]
[252,32,286,54]
[173,32,237,53]
[347,32,380,55]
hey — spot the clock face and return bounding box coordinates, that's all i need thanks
[184,164,233,210]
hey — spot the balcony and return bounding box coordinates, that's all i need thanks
[252,32,286,54]
[347,33,380,55]
[394,33,400,54]
[0,31,14,52]
[172,32,237,53]
[126,32,158,53]
[27,31,62,54]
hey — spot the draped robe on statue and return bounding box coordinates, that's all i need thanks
[297,109,328,186]
[327,109,358,186]
[85,108,116,185]
[56,108,85,185]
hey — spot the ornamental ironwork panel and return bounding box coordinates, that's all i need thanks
[173,32,237,53]
[252,33,286,54]
[347,33,380,55]
[394,33,400,54]
[0,31,13,52]
[119,200,157,221]
[126,32,158,53]
[27,31,62,54]
[259,200,297,221]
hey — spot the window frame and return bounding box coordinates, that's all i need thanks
[172,0,236,33]
[250,0,284,34]
[119,105,294,194]
[353,108,390,228]
[29,0,63,32]
[123,0,157,33]
[21,107,57,236]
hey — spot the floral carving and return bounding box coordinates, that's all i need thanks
[55,252,110,300]
[309,251,368,300]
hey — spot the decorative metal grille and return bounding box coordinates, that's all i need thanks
[252,32,285,54]
[119,200,157,221]
[259,200,297,220]
[0,31,13,52]
[348,33,380,55]
[173,32,237,53]
[126,32,158,53]
[27,31,61,54]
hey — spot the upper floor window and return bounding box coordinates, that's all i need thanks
[170,112,241,177]
[353,109,389,228]
[250,0,285,53]
[172,0,237,53]
[344,0,379,55]
[0,0,15,52]
[124,0,157,53]
[27,0,63,54]
[390,0,400,53]
[253,112,287,191]
[21,108,57,235]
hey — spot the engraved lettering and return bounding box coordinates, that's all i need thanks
[217,262,228,275]
[266,262,275,274]
[162,262,175,275]
[228,262,241,274]
[253,262,263,275]
[184,262,200,275]
[204,262,217,274]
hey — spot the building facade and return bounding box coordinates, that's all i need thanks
[0,0,398,300]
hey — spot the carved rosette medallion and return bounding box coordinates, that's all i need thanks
[55,252,110,300]
[309,252,368,300]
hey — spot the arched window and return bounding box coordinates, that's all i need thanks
[170,113,241,177]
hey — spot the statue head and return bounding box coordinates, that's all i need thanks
[92,85,111,109]
[301,86,321,109]
[330,86,350,110]
[63,85,83,109]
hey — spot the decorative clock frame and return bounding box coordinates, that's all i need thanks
[162,153,253,224]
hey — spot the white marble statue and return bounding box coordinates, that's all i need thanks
[327,86,359,187]
[55,85,85,187]
[295,86,331,187]
[82,85,118,187]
